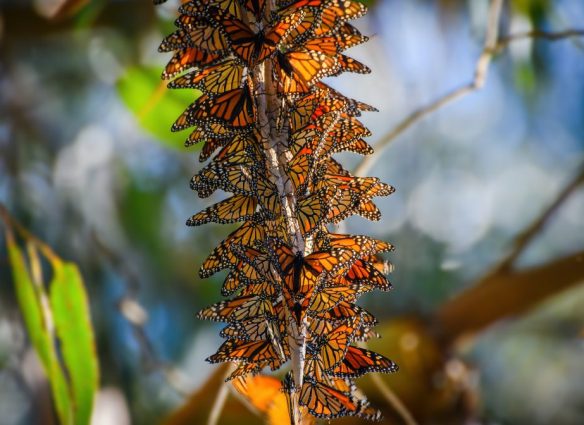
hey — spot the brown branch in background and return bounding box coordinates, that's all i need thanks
[92,234,192,398]
[437,250,584,344]
[492,163,584,274]
[354,0,584,177]
[436,163,584,344]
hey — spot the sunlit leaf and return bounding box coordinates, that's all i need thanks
[232,375,315,425]
[117,66,200,150]
[6,236,73,425]
[163,364,259,425]
[49,261,99,425]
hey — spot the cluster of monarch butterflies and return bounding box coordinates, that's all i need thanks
[156,0,398,421]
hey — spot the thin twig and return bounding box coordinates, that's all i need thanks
[0,203,61,264]
[207,380,229,425]
[498,29,584,46]
[92,233,193,398]
[354,1,584,176]
[369,373,419,425]
[492,163,584,274]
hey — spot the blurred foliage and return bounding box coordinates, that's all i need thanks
[3,211,99,425]
[117,67,200,150]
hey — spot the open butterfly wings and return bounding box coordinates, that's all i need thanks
[156,0,397,421]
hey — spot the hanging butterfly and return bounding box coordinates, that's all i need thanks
[197,294,276,323]
[216,11,304,67]
[330,346,398,378]
[187,194,259,226]
[207,338,289,370]
[307,320,354,370]
[162,47,224,79]
[199,219,266,277]
[173,81,256,131]
[168,59,244,94]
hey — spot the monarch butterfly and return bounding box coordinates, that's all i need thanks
[240,280,280,298]
[334,23,369,50]
[312,0,367,36]
[230,243,277,282]
[254,176,281,218]
[218,11,304,66]
[299,377,379,419]
[199,219,265,277]
[307,314,375,347]
[180,0,244,21]
[273,48,339,95]
[174,82,256,130]
[184,122,239,147]
[221,269,252,296]
[315,82,379,114]
[191,164,256,198]
[168,59,243,94]
[187,194,259,226]
[286,90,348,133]
[335,54,371,75]
[160,15,229,53]
[312,300,377,326]
[308,320,354,370]
[197,294,275,323]
[207,338,289,369]
[221,316,286,342]
[338,258,393,292]
[330,346,399,378]
[201,132,262,165]
[295,187,334,235]
[162,47,223,79]
[308,285,357,312]
[226,362,265,381]
[320,233,394,258]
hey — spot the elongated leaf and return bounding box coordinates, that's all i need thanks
[7,237,73,425]
[117,66,200,149]
[50,261,99,425]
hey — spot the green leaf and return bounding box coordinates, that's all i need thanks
[116,66,200,150]
[7,238,74,425]
[50,261,99,425]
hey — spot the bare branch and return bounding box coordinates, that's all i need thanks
[435,163,584,344]
[354,0,584,177]
[493,163,584,274]
[498,29,584,47]
[207,379,230,425]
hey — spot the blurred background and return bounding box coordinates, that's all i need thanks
[0,0,583,424]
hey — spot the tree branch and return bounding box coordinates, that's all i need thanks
[435,162,584,344]
[436,251,584,344]
[354,1,584,177]
[493,163,584,274]
[498,29,584,47]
